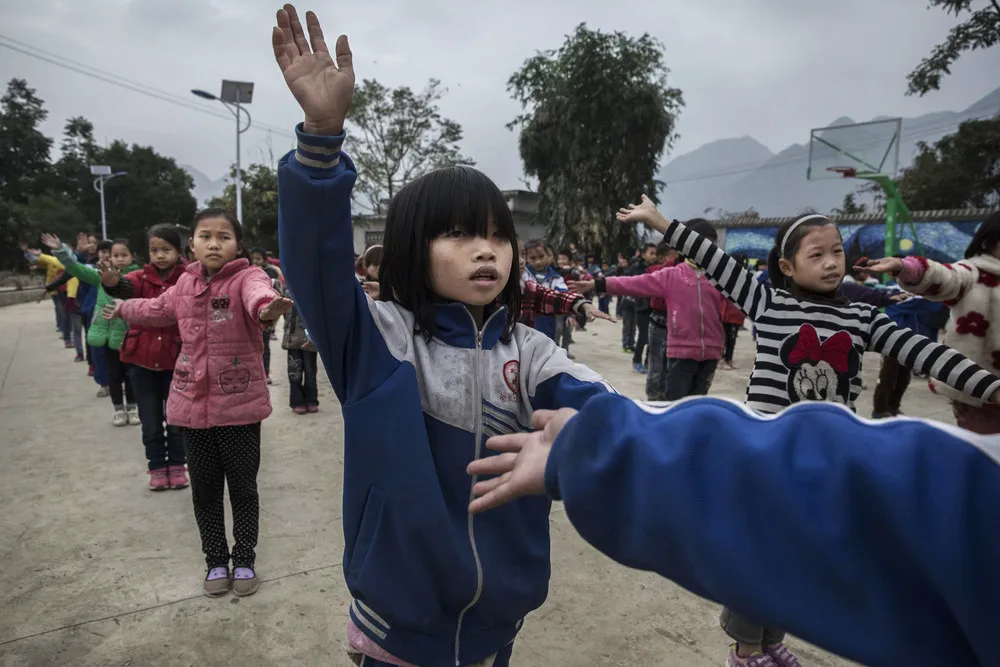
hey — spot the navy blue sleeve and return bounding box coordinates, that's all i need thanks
[277,125,400,405]
[544,394,1000,667]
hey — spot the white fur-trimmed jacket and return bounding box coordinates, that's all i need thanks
[898,254,1000,406]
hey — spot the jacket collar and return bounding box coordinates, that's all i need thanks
[962,254,1000,272]
[143,262,186,286]
[185,257,251,283]
[431,302,507,350]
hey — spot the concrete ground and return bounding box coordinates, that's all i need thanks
[0,301,955,666]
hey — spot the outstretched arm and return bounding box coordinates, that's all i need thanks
[275,5,399,403]
[618,196,771,319]
[868,311,1000,404]
[471,395,1000,666]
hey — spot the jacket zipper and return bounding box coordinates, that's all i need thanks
[695,274,706,360]
[455,307,502,666]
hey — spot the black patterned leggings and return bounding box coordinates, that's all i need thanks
[182,424,261,569]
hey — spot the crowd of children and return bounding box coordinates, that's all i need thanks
[19,5,1000,666]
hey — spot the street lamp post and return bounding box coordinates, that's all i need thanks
[192,80,254,224]
[90,165,128,240]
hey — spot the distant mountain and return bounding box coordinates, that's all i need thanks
[182,165,228,206]
[659,85,1000,219]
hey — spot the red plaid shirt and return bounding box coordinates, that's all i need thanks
[520,280,582,328]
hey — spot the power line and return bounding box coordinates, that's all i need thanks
[664,104,1000,187]
[0,34,296,140]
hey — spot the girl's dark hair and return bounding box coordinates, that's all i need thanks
[147,224,183,253]
[686,218,718,243]
[112,238,131,250]
[965,211,1000,259]
[192,208,248,259]
[96,240,113,252]
[363,244,383,267]
[379,165,521,342]
[250,246,268,257]
[523,238,546,254]
[766,214,839,290]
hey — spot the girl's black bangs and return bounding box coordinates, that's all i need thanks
[419,167,516,241]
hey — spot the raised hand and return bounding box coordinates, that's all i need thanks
[616,194,669,233]
[863,257,904,275]
[97,260,121,287]
[260,296,294,322]
[273,4,354,136]
[40,233,62,250]
[102,299,124,321]
[582,302,616,323]
[76,231,89,249]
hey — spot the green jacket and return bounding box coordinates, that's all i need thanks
[53,245,139,350]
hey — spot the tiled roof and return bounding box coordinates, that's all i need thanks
[714,207,999,228]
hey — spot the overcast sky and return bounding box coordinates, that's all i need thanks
[1,0,998,190]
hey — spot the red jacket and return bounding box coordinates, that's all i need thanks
[111,264,186,371]
[721,298,746,325]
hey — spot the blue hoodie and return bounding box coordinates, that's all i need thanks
[277,125,613,667]
[543,394,1000,667]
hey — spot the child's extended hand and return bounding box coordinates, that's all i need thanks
[97,260,121,287]
[102,299,124,320]
[617,194,669,233]
[864,257,904,275]
[467,408,578,513]
[40,233,62,250]
[362,281,380,299]
[566,279,595,294]
[582,302,617,323]
[273,4,354,137]
[260,296,293,323]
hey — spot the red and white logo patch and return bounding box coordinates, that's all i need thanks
[503,360,520,395]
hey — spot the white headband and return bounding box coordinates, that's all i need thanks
[779,214,830,257]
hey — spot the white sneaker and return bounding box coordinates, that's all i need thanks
[127,406,141,426]
[112,410,128,427]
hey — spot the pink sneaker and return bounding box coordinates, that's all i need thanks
[293,405,308,415]
[148,469,170,491]
[168,465,189,489]
[306,404,319,413]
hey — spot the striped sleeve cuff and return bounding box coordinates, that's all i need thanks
[294,123,345,170]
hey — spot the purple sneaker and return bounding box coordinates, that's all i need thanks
[727,646,778,667]
[764,643,802,667]
[203,566,230,597]
[232,566,259,597]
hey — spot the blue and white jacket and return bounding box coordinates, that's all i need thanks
[544,394,1000,667]
[277,125,613,667]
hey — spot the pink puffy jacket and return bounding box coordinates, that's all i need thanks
[606,262,725,361]
[118,258,277,429]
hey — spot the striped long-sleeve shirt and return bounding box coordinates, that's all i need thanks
[661,218,1000,414]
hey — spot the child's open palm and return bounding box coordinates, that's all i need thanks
[260,296,293,323]
[617,194,668,233]
[97,260,121,287]
[40,233,61,250]
[102,299,124,321]
[273,4,354,136]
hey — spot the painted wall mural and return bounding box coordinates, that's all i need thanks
[723,220,984,264]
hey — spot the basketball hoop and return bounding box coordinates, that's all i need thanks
[827,166,857,179]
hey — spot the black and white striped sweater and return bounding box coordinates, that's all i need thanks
[663,218,1000,414]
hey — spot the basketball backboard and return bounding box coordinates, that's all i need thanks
[806,117,901,180]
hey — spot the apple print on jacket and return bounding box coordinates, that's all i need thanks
[219,356,251,394]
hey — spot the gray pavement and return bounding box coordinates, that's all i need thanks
[1,299,955,666]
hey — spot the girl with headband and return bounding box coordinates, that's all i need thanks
[616,195,1000,667]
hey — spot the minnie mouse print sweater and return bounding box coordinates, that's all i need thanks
[659,218,1000,414]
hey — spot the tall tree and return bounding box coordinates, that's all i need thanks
[0,78,54,269]
[347,78,473,214]
[907,1,1000,95]
[508,24,684,256]
[94,141,197,253]
[896,116,1000,209]
[207,162,279,252]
